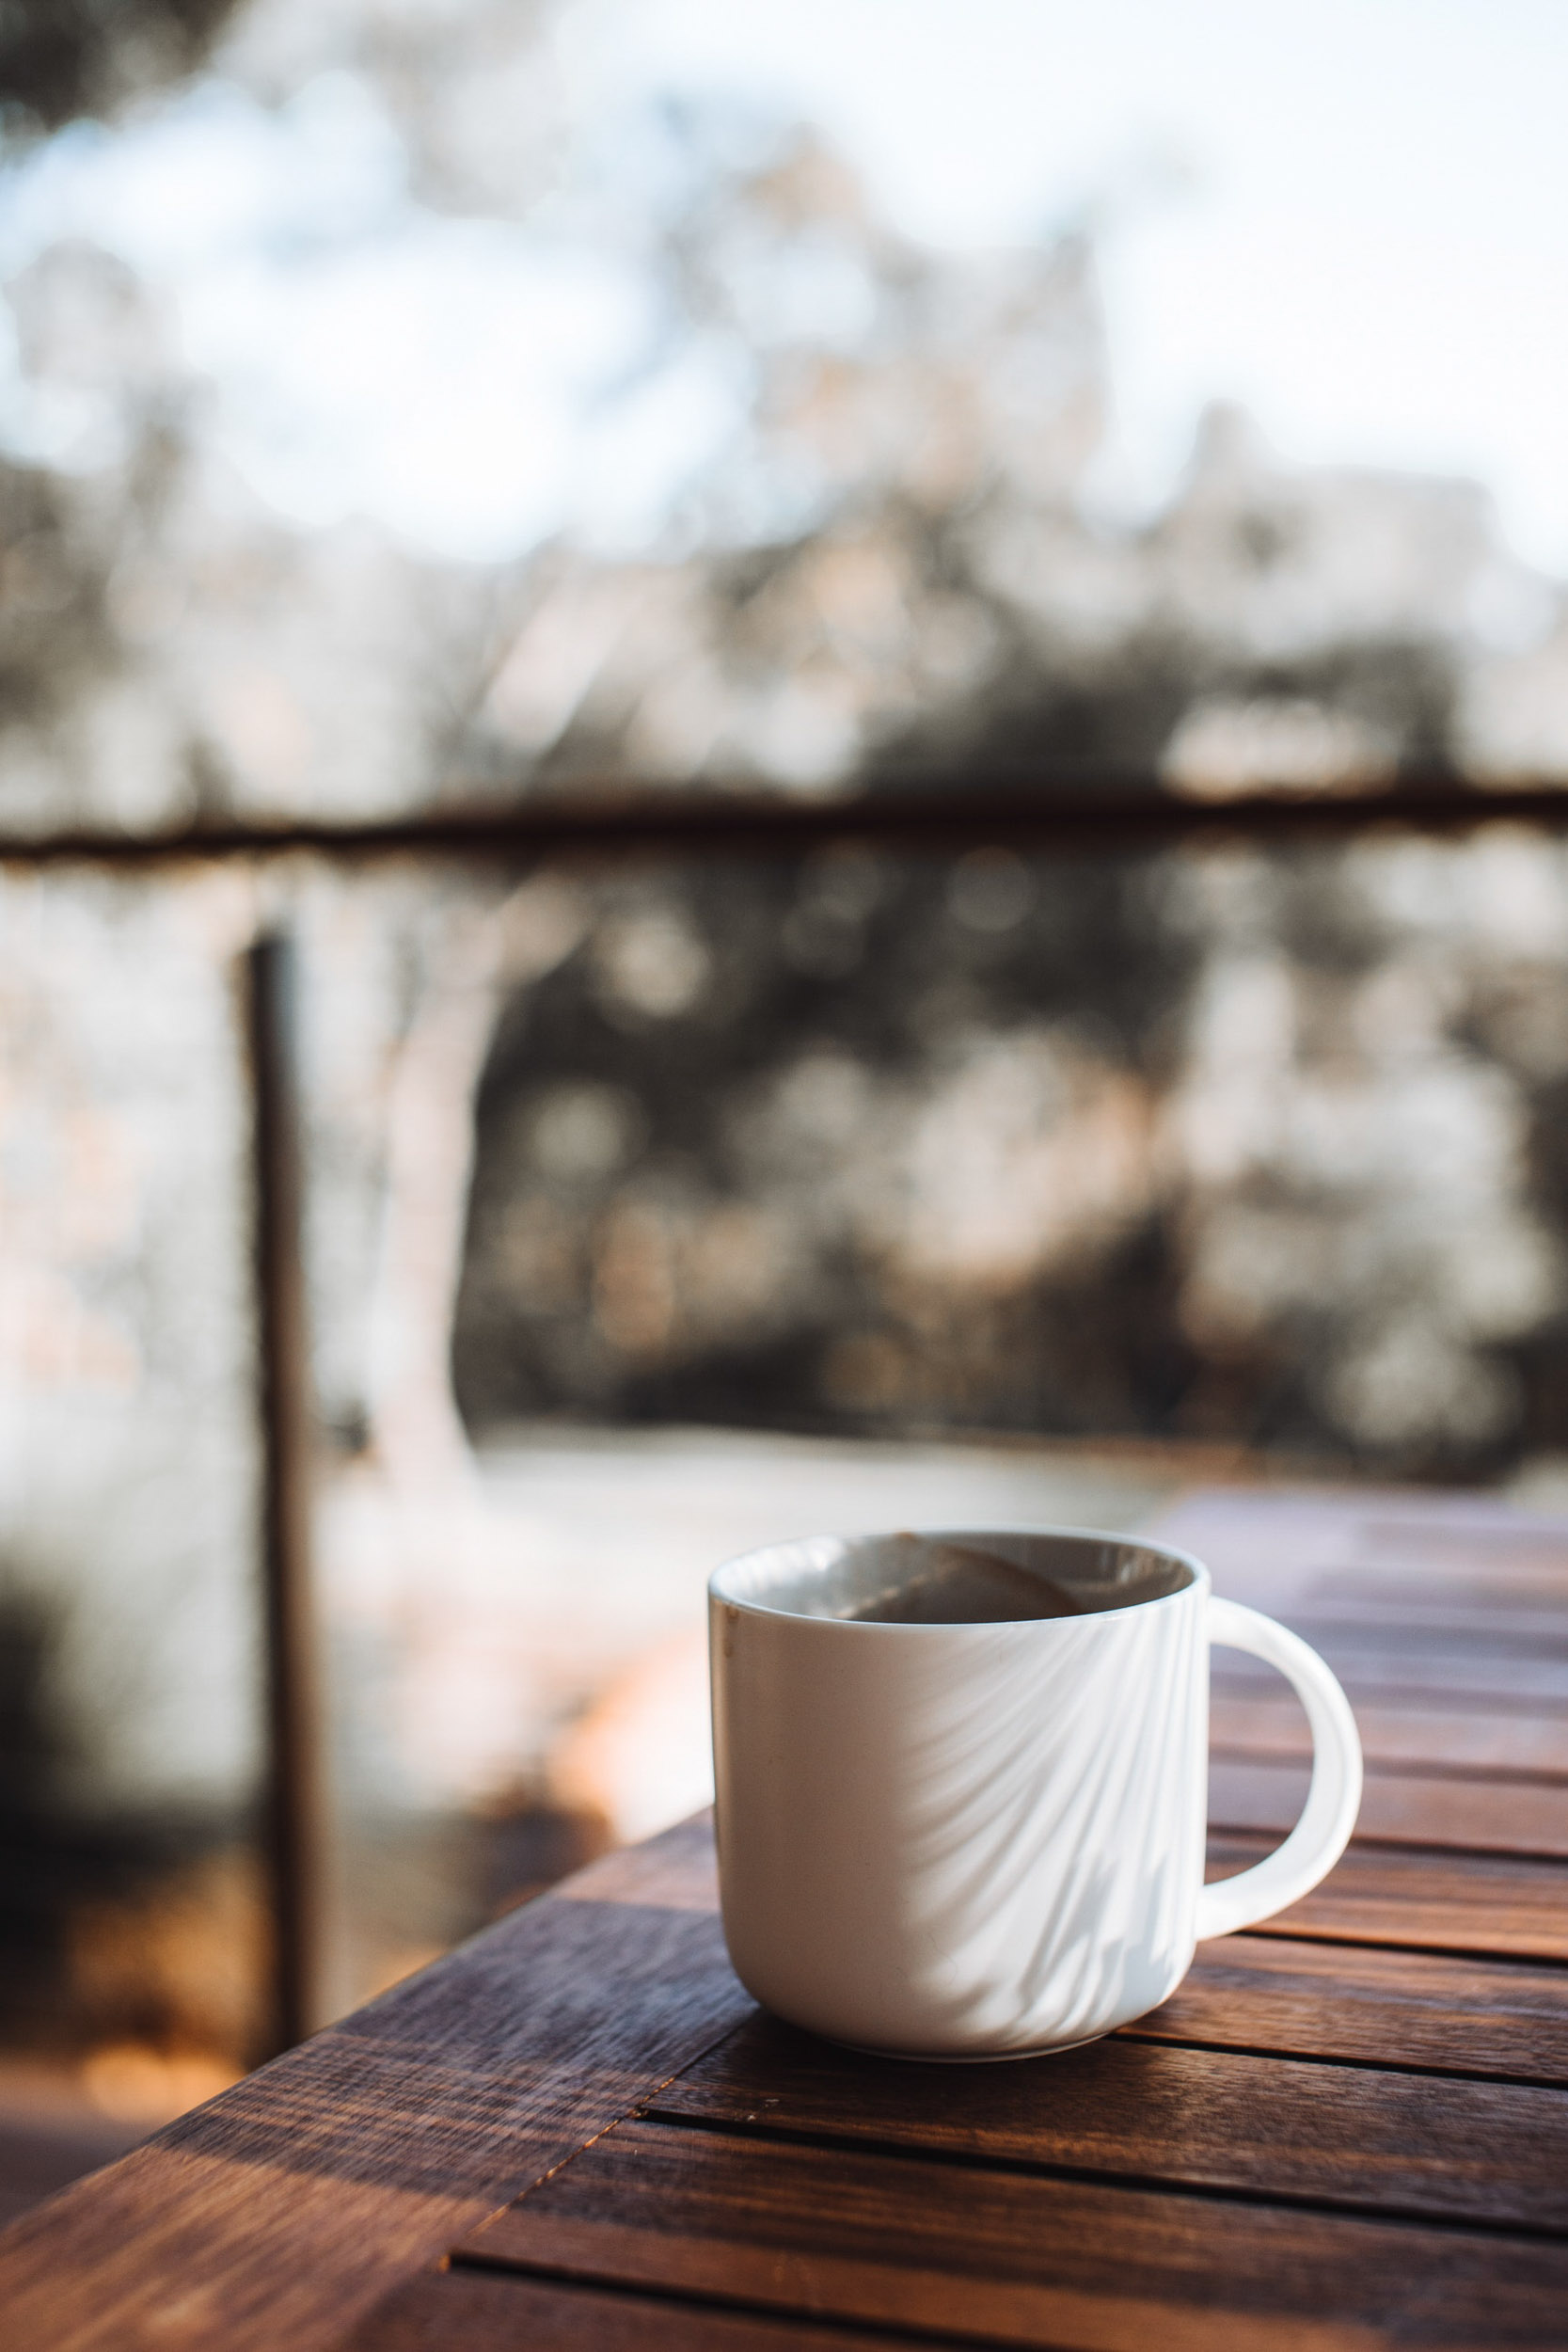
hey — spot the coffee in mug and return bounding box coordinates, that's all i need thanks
[708,1527,1361,2059]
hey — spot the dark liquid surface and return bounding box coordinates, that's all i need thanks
[837,1542,1085,1625]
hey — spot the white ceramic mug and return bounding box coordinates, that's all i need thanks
[708,1526,1362,2058]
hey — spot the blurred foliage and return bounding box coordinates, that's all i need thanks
[0,0,240,134]
[454,834,1568,1480]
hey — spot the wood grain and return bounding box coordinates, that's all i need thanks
[0,1817,749,2352]
[649,2011,1568,2229]
[357,2263,918,2351]
[1212,1637,1568,1707]
[1152,1490,1568,1597]
[1160,1493,1568,1695]
[12,1484,1568,2351]
[1225,1592,1568,1642]
[1210,1692,1568,1778]
[1143,1933,1568,2082]
[1208,1570,1568,1628]
[458,2115,1568,2350]
[1231,1613,1568,1661]
[1207,1833,1568,1959]
[1209,1756,1568,1857]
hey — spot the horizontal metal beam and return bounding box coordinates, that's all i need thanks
[4,774,1568,866]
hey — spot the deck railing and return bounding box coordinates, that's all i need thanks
[9,763,1568,2051]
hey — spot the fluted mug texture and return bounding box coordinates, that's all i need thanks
[709,1528,1362,2059]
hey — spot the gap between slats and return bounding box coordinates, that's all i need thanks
[1205,1835,1568,1963]
[1209,1758,1568,1859]
[1146,1931,1568,2083]
[365,2264,945,2352]
[1210,1690,1568,1778]
[633,2106,1568,2246]
[452,2113,1568,2351]
[639,2015,1568,2237]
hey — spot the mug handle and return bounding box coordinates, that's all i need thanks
[1195,1596,1364,1941]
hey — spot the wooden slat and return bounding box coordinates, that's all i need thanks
[356,2263,918,2351]
[1212,1637,1568,1706]
[457,2115,1568,2350]
[1157,1498,1568,1690]
[1207,1834,1568,1960]
[12,1485,1568,2350]
[1249,1614,1568,1661]
[1211,1691,1568,1778]
[1222,1589,1568,1635]
[1208,1564,1568,1620]
[1209,1756,1568,1857]
[0,1818,749,2352]
[1351,1509,1568,1562]
[649,2012,1568,2230]
[1156,1492,1568,1639]
[1233,1600,1568,1647]
[1154,1490,1568,1591]
[1145,1933,1568,2083]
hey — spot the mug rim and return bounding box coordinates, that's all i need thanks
[708,1523,1211,1628]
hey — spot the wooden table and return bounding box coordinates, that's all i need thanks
[5,1486,1568,2349]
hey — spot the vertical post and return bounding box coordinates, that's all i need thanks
[247,931,325,2057]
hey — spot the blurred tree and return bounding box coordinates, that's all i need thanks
[2,0,1567,1487]
[0,0,241,134]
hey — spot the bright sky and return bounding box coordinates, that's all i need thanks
[602,0,1568,560]
[2,0,1566,574]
